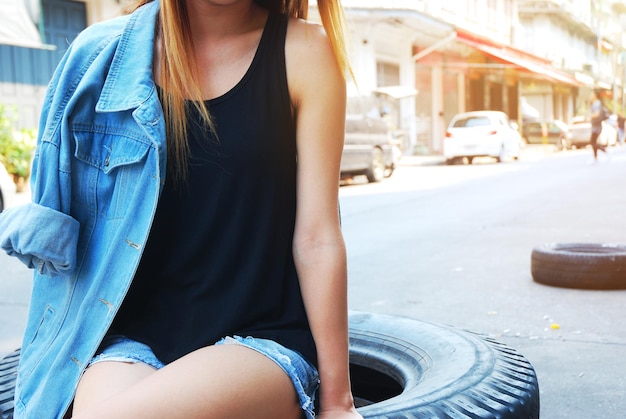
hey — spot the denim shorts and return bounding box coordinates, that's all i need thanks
[89,335,320,418]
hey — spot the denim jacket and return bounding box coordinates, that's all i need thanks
[0,2,165,417]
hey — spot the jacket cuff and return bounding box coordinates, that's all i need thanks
[0,203,79,277]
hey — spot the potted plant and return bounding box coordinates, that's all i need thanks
[0,105,36,192]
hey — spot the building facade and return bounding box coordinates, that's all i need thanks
[332,0,622,154]
[518,0,626,114]
[0,0,125,129]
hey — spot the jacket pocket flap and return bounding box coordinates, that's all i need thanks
[73,127,150,174]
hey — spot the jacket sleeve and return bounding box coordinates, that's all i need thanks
[0,203,79,276]
[0,41,82,277]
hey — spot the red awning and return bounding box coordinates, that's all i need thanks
[456,31,582,87]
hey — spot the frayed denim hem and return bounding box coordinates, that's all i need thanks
[217,335,320,418]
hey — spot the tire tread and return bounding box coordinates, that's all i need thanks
[531,243,626,289]
[349,312,539,418]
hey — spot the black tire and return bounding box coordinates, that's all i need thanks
[0,349,19,419]
[365,148,385,183]
[531,242,626,289]
[0,313,540,419]
[349,311,540,418]
[495,145,505,163]
[384,163,395,179]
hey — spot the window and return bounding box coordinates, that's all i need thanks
[377,61,400,87]
[454,117,491,128]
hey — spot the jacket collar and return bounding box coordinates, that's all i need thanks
[96,0,160,112]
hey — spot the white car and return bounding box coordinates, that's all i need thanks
[340,114,399,183]
[443,111,522,164]
[0,161,17,212]
[568,116,617,149]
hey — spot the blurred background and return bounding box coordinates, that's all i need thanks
[3,0,626,157]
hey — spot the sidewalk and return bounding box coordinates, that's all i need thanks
[398,154,446,167]
[397,143,567,167]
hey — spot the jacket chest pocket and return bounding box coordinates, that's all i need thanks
[73,127,152,220]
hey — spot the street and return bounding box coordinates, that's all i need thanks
[341,146,626,418]
[2,144,626,418]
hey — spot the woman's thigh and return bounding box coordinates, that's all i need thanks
[72,344,302,419]
[73,361,157,414]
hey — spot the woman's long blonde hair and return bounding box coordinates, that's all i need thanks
[125,0,351,184]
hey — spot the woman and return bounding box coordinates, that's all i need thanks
[0,0,361,418]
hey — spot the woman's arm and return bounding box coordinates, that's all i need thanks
[286,18,361,418]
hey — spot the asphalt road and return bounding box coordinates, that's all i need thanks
[1,144,625,418]
[340,145,626,419]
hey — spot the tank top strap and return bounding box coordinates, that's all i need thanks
[257,11,289,71]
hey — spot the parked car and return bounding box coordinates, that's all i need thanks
[0,161,17,212]
[340,114,400,183]
[443,111,522,164]
[568,116,617,149]
[522,120,572,150]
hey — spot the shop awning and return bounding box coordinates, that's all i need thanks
[0,0,44,48]
[456,31,582,87]
[372,85,418,99]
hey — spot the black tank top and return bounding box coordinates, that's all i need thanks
[111,11,317,367]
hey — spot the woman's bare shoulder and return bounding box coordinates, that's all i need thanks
[286,17,327,41]
[285,18,343,105]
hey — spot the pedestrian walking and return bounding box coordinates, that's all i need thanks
[0,0,362,418]
[589,89,608,162]
[617,113,625,146]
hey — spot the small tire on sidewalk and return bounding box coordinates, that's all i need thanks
[349,311,539,418]
[531,242,626,289]
[0,313,540,419]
